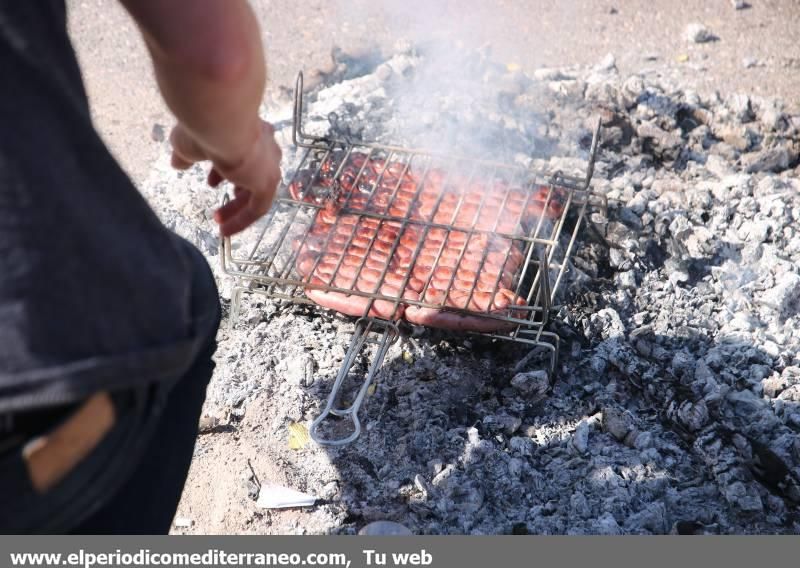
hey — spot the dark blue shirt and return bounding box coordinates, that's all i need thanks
[0,1,197,412]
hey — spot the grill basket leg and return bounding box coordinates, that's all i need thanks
[309,318,399,446]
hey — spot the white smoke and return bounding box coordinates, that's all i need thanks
[325,0,547,162]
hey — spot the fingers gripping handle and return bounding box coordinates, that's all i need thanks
[309,318,399,446]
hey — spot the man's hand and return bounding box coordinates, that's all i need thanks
[170,120,282,236]
[120,0,278,235]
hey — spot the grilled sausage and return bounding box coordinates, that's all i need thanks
[291,152,563,329]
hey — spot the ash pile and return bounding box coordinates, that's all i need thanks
[140,43,800,534]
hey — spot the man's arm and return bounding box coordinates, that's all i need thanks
[119,0,281,236]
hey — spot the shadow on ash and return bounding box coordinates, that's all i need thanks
[141,44,800,535]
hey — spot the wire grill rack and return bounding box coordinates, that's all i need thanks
[221,72,604,445]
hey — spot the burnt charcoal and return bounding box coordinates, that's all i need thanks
[673,520,706,535]
[748,438,800,503]
[142,45,800,535]
[510,522,529,535]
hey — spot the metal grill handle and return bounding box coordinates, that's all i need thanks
[309,318,399,446]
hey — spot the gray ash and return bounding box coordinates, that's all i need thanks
[141,44,800,534]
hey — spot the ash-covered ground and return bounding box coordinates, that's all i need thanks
[138,44,800,534]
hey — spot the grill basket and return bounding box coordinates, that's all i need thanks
[220,72,604,445]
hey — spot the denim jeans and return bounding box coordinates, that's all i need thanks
[72,242,221,534]
[0,239,221,534]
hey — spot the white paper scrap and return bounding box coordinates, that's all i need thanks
[256,484,318,509]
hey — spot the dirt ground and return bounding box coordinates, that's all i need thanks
[69,0,800,182]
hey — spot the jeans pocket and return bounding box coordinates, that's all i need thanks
[0,387,164,533]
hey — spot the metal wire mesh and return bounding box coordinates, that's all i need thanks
[219,72,603,445]
[222,145,592,339]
